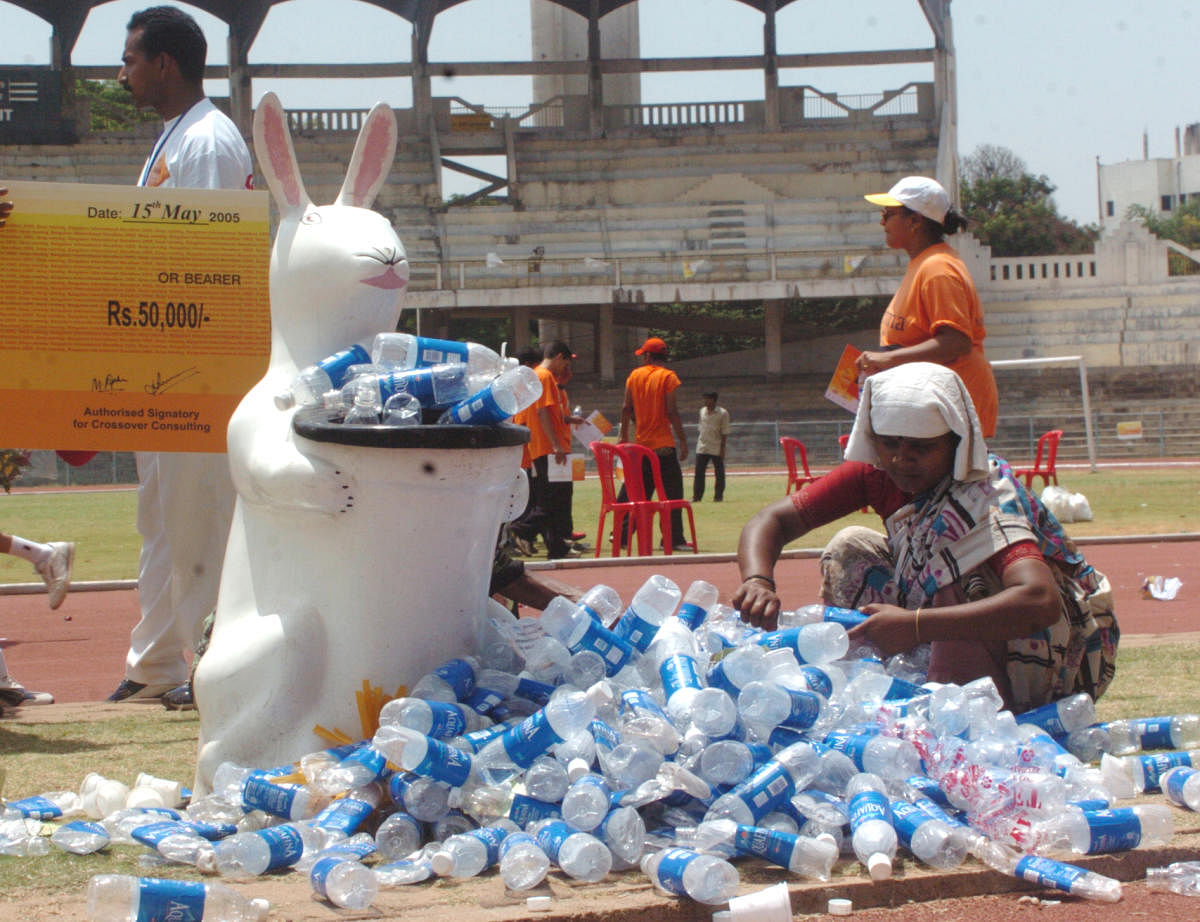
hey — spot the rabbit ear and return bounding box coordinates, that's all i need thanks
[335,102,398,209]
[253,91,311,217]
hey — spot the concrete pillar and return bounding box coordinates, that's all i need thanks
[530,0,640,106]
[598,304,615,385]
[227,32,252,137]
[764,300,784,376]
[510,306,532,352]
[762,0,780,132]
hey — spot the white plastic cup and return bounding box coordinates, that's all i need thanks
[727,882,792,922]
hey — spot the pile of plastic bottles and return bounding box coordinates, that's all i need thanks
[273,333,540,427]
[5,574,1200,919]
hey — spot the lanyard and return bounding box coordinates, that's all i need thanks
[137,100,200,187]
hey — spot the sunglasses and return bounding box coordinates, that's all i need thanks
[880,207,909,221]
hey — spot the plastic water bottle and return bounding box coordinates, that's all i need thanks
[430,824,512,878]
[613,575,681,653]
[531,818,613,881]
[538,596,635,677]
[779,602,869,629]
[1162,765,1200,811]
[387,771,451,822]
[737,680,824,733]
[372,725,478,789]
[0,817,51,856]
[889,800,967,869]
[379,697,486,739]
[1032,803,1173,854]
[3,790,83,820]
[381,391,422,426]
[1099,750,1199,796]
[50,820,110,855]
[1016,693,1096,737]
[309,856,378,909]
[732,824,839,880]
[575,584,624,627]
[310,784,382,843]
[335,363,470,414]
[994,853,1122,902]
[438,364,541,425]
[212,822,321,877]
[410,656,479,703]
[847,773,898,881]
[754,622,849,665]
[238,772,326,819]
[704,741,821,826]
[497,831,551,890]
[372,333,507,378]
[374,849,436,887]
[374,810,423,861]
[275,343,370,409]
[698,739,772,787]
[706,644,767,696]
[596,804,646,865]
[474,688,597,782]
[824,731,921,782]
[524,755,570,803]
[86,874,269,921]
[642,847,740,905]
[343,385,382,424]
[1101,714,1200,755]
[561,774,613,831]
[675,580,719,630]
[1146,860,1200,896]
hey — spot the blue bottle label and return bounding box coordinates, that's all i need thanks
[821,605,868,627]
[499,831,539,857]
[258,824,306,870]
[798,788,850,823]
[1069,798,1111,813]
[1083,808,1143,853]
[1138,751,1192,791]
[736,761,796,821]
[532,819,574,860]
[754,627,803,657]
[882,676,928,700]
[1016,700,1069,737]
[342,746,391,782]
[8,795,64,819]
[447,387,508,425]
[621,688,670,721]
[313,795,376,837]
[734,825,798,868]
[414,336,469,367]
[466,825,510,866]
[800,665,834,699]
[515,677,555,706]
[464,687,506,715]
[310,855,343,899]
[131,820,193,847]
[1165,766,1198,804]
[135,878,207,922]
[889,801,927,847]
[242,775,303,818]
[781,688,822,729]
[824,732,877,771]
[767,725,806,749]
[434,658,476,700]
[675,602,707,630]
[508,792,562,827]
[1015,855,1087,892]
[324,839,377,860]
[424,701,470,739]
[413,736,474,787]
[59,819,108,840]
[589,718,621,752]
[501,711,562,768]
[654,847,700,895]
[906,775,951,807]
[318,343,371,386]
[913,796,965,828]
[458,723,510,753]
[574,619,635,673]
[1134,717,1174,751]
[613,606,660,652]
[848,790,891,830]
[659,654,702,698]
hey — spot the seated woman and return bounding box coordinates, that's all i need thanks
[733,363,1117,712]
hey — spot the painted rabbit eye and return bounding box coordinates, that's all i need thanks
[301,211,323,226]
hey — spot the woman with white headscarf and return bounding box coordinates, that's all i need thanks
[734,363,1117,711]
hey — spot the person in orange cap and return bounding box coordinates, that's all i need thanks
[617,337,689,549]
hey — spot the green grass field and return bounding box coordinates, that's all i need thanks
[1,466,1196,583]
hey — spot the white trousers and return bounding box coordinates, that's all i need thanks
[126,451,235,686]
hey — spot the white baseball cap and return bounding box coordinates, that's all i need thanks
[864,176,951,224]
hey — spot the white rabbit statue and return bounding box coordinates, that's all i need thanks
[193,93,525,792]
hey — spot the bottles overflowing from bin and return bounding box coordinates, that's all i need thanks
[273,333,542,427]
[5,575,1200,916]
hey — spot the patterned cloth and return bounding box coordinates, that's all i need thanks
[821,453,1118,711]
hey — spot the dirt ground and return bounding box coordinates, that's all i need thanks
[2,539,1199,920]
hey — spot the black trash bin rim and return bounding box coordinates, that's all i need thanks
[293,407,529,449]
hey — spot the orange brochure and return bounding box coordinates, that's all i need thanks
[825,344,862,413]
[0,180,269,451]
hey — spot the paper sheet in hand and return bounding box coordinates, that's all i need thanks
[548,452,586,482]
[573,409,613,447]
[825,344,862,413]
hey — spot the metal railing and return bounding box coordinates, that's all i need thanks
[799,85,921,120]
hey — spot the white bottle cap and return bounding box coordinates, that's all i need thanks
[567,757,592,783]
[430,850,455,876]
[250,898,271,922]
[526,895,552,912]
[828,897,853,916]
[867,852,893,881]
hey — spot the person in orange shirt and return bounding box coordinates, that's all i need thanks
[856,176,999,438]
[617,337,689,548]
[526,341,577,559]
[507,347,544,556]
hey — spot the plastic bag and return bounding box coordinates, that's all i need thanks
[1040,485,1092,523]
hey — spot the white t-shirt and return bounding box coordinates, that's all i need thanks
[696,405,730,456]
[139,97,253,191]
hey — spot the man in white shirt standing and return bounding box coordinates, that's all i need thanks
[693,391,731,503]
[106,6,254,709]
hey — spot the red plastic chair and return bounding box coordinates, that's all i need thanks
[589,441,649,557]
[614,442,699,555]
[1014,429,1063,492]
[780,437,818,494]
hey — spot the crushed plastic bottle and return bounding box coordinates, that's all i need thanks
[86,874,269,921]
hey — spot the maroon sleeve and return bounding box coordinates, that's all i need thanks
[789,461,904,530]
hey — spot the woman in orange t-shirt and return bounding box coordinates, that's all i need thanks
[857,176,998,438]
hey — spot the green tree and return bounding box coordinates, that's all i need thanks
[959,145,1098,257]
[75,78,159,132]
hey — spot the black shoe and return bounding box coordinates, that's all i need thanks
[713,497,723,503]
[162,682,195,711]
[106,679,175,702]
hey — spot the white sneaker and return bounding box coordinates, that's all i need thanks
[35,541,74,610]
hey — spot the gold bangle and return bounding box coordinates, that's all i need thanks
[914,607,922,643]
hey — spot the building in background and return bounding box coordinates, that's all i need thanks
[1098,123,1200,226]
